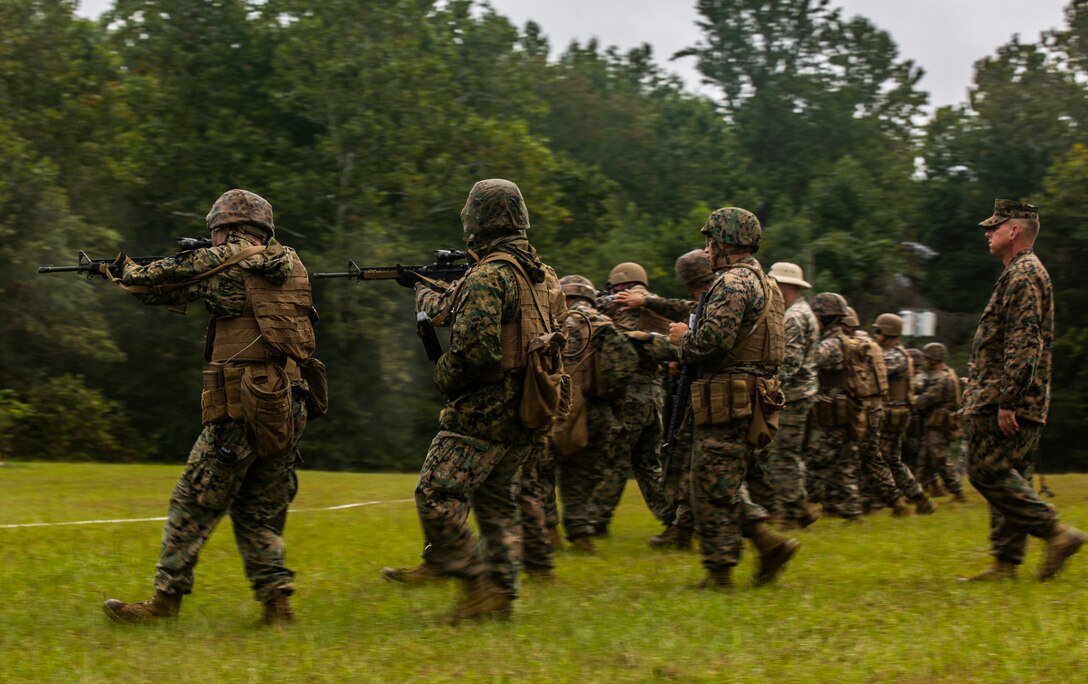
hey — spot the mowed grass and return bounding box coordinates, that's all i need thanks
[1,463,1087,683]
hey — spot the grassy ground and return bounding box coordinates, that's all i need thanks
[1,462,1086,683]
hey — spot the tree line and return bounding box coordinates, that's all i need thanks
[2,0,1086,471]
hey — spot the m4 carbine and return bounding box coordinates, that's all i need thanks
[38,237,213,278]
[311,249,469,289]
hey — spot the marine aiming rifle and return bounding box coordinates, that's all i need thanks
[37,237,213,278]
[311,249,469,290]
[659,291,709,484]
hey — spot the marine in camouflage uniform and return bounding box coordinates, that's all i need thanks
[390,179,566,619]
[913,343,966,501]
[551,276,638,552]
[103,190,315,627]
[669,208,797,588]
[871,314,935,514]
[961,199,1085,581]
[762,262,820,527]
[591,262,670,534]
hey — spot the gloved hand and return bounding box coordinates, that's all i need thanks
[106,251,129,279]
[395,265,422,288]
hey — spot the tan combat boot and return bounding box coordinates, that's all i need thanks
[914,495,937,515]
[648,525,679,549]
[446,576,513,624]
[380,562,449,585]
[103,590,181,625]
[522,566,557,584]
[692,568,734,591]
[569,535,596,554]
[746,522,801,586]
[1039,524,1087,581]
[262,594,295,627]
[891,498,913,517]
[547,526,564,552]
[950,490,968,503]
[962,559,1018,582]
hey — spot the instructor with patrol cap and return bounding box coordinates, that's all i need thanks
[961,198,1085,581]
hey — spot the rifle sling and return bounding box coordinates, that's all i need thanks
[107,245,265,295]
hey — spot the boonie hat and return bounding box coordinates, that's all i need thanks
[768,262,811,289]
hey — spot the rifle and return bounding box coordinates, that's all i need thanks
[38,237,213,278]
[311,249,469,290]
[416,312,443,363]
[660,291,709,484]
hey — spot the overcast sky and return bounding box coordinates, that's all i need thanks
[77,0,1070,110]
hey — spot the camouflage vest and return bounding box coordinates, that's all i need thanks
[819,330,887,399]
[709,262,785,374]
[886,345,914,407]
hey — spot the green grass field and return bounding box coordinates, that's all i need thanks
[1,462,1086,683]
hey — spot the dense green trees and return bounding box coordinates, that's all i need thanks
[1,0,1086,469]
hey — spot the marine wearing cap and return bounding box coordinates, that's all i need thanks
[978,199,1039,228]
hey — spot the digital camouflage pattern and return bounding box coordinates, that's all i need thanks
[962,249,1054,424]
[118,231,308,604]
[977,198,1039,227]
[678,257,779,570]
[675,249,715,288]
[876,344,925,502]
[557,298,637,540]
[699,207,762,253]
[517,453,555,573]
[205,188,275,235]
[761,397,814,521]
[809,326,861,517]
[914,366,964,495]
[460,179,531,241]
[963,416,1056,564]
[780,297,820,402]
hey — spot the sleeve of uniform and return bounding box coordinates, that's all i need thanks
[815,335,844,371]
[434,265,508,397]
[644,296,695,322]
[913,371,947,413]
[883,347,908,377]
[677,274,747,365]
[415,283,456,324]
[120,246,233,306]
[998,272,1044,411]
[595,324,640,386]
[779,312,805,382]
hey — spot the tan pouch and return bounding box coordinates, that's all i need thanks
[200,367,229,424]
[884,406,910,432]
[551,389,588,457]
[223,365,245,420]
[746,377,785,448]
[708,379,732,424]
[730,377,752,420]
[832,395,850,427]
[925,410,947,428]
[240,363,293,457]
[299,357,329,419]
[690,379,711,426]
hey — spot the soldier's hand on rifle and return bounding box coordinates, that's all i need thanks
[614,290,646,310]
[668,321,689,346]
[395,265,423,288]
[106,252,129,279]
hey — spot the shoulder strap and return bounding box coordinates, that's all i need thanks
[480,252,554,333]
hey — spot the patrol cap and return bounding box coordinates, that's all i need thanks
[978,198,1039,228]
[768,262,811,289]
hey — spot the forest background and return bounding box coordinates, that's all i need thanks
[2,0,1087,471]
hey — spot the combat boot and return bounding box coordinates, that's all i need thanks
[798,503,821,528]
[103,590,181,625]
[547,526,564,552]
[592,522,610,537]
[928,482,947,498]
[692,568,734,591]
[746,522,800,586]
[569,535,596,554]
[380,562,449,585]
[446,576,513,624]
[961,559,1017,582]
[674,526,694,551]
[1039,524,1087,581]
[950,490,968,503]
[262,594,294,627]
[648,525,679,549]
[914,495,937,515]
[522,565,557,584]
[891,498,913,517]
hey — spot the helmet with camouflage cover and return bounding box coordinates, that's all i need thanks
[810,292,848,318]
[699,207,761,254]
[460,179,530,242]
[206,189,275,236]
[844,307,860,328]
[675,249,714,288]
[560,274,596,303]
[608,262,648,288]
[906,348,924,365]
[872,313,904,337]
[922,342,948,362]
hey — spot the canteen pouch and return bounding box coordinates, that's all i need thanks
[519,332,572,429]
[730,377,752,421]
[832,395,850,427]
[747,376,786,448]
[200,367,229,424]
[690,379,711,426]
[240,362,294,457]
[223,365,245,420]
[298,357,329,419]
[551,389,588,458]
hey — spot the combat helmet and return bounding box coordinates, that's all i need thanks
[675,249,714,288]
[461,179,530,242]
[922,342,948,362]
[906,348,924,365]
[872,313,904,337]
[206,189,275,236]
[810,292,849,319]
[700,207,762,254]
[844,307,860,328]
[560,274,596,303]
[608,262,648,288]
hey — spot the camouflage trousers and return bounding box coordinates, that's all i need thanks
[876,426,925,502]
[518,453,554,572]
[964,415,1058,564]
[855,407,902,508]
[417,430,542,595]
[539,459,560,531]
[662,425,694,530]
[591,381,669,529]
[557,401,620,539]
[806,422,860,518]
[758,398,814,521]
[691,422,769,570]
[916,428,964,494]
[155,394,306,603]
